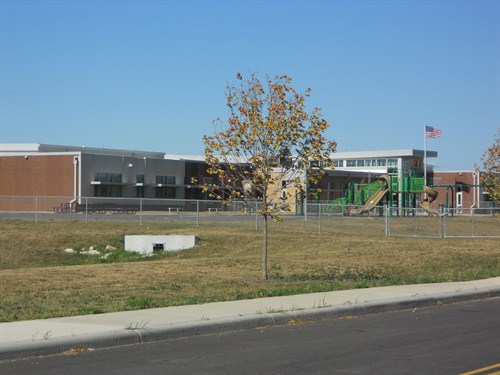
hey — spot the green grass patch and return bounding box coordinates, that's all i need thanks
[0,218,499,322]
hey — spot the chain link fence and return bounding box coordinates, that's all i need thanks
[384,207,442,238]
[304,203,499,238]
[384,206,499,238]
[0,195,265,227]
[442,207,500,238]
[1,196,498,238]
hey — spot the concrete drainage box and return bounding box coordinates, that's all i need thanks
[125,235,198,254]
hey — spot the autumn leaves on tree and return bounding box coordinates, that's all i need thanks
[481,129,500,206]
[203,73,336,279]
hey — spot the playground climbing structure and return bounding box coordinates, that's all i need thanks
[322,173,439,216]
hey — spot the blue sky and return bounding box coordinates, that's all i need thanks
[1,0,498,170]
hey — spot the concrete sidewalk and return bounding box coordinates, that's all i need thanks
[1,277,499,360]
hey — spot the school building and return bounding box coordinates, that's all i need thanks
[0,143,491,212]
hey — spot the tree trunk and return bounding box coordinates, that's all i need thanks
[262,214,268,280]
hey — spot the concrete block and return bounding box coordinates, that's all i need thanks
[124,235,198,254]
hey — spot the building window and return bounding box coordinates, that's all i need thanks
[155,176,176,198]
[136,186,145,198]
[346,160,356,167]
[334,160,344,168]
[356,160,365,167]
[94,172,122,183]
[387,159,398,167]
[310,160,323,168]
[156,175,176,185]
[204,177,215,185]
[94,185,122,197]
[281,180,287,200]
[376,159,386,166]
[93,172,122,197]
[388,167,398,174]
[137,174,145,184]
[156,187,176,199]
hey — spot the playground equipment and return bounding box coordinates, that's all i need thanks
[323,172,439,216]
[321,197,348,215]
[350,175,390,215]
[419,186,439,216]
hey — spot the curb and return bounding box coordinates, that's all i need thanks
[1,287,499,361]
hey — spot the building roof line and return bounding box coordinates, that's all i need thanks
[0,144,438,161]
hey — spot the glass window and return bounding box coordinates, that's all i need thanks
[112,173,122,183]
[94,172,122,183]
[204,177,215,185]
[387,167,398,174]
[357,160,365,167]
[346,160,356,167]
[377,159,386,166]
[156,175,176,185]
[387,159,398,167]
[136,186,145,198]
[94,185,122,197]
[310,160,323,168]
[137,174,144,184]
[155,187,176,199]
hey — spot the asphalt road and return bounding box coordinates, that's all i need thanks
[1,298,499,375]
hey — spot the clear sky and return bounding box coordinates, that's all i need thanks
[1,0,498,171]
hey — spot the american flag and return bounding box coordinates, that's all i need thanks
[425,125,442,138]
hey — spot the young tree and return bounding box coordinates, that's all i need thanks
[203,73,336,280]
[481,129,500,205]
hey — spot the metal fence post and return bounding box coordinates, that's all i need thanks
[139,198,143,226]
[35,196,38,224]
[471,207,475,237]
[413,208,417,236]
[196,200,200,228]
[255,202,258,231]
[318,202,321,235]
[439,205,443,238]
[385,205,390,237]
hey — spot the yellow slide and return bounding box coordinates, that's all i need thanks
[420,186,439,216]
[350,175,391,216]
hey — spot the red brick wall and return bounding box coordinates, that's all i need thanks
[429,171,478,208]
[0,155,76,211]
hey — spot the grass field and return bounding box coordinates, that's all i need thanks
[0,217,499,322]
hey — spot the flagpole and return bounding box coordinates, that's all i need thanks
[424,122,427,187]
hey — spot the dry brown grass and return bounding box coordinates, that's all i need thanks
[0,218,498,322]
